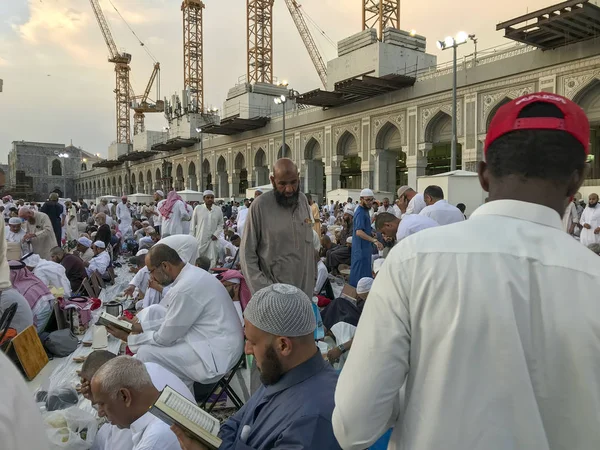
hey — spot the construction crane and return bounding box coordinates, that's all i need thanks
[284,0,327,88]
[182,0,205,114]
[363,0,401,40]
[130,62,164,135]
[89,0,132,145]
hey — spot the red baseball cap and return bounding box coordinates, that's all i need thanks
[485,92,590,155]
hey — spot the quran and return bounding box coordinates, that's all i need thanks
[96,312,133,332]
[150,386,222,450]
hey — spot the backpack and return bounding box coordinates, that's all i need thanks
[57,296,94,335]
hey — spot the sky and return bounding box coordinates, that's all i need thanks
[0,0,554,163]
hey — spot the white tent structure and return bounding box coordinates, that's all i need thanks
[246,184,273,198]
[128,193,153,204]
[95,195,119,204]
[416,170,486,216]
[326,189,393,205]
[177,189,204,203]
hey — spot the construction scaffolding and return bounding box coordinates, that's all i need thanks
[182,0,205,113]
[363,0,401,40]
[247,0,274,84]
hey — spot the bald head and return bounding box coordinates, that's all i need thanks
[273,158,298,177]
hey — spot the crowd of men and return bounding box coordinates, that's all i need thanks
[3,92,600,450]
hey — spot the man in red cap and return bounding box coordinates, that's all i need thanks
[333,93,600,450]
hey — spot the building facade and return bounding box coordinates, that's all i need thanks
[75,37,600,202]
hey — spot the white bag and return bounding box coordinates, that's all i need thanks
[44,406,98,450]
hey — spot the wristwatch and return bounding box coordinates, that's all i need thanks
[337,343,347,354]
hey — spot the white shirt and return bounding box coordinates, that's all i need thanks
[161,200,190,237]
[314,260,328,294]
[404,193,426,216]
[33,259,72,297]
[333,200,600,450]
[117,203,132,223]
[154,200,165,227]
[0,351,48,450]
[563,202,579,233]
[375,205,394,215]
[579,204,600,246]
[158,235,199,264]
[236,207,250,237]
[419,199,465,225]
[190,204,224,261]
[396,214,439,242]
[87,250,110,277]
[130,266,150,299]
[92,362,194,450]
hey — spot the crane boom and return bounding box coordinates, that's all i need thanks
[131,63,164,135]
[284,0,327,88]
[90,0,120,63]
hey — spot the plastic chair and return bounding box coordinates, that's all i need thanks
[194,355,246,413]
[0,302,18,347]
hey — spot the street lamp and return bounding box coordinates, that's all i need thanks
[274,95,288,157]
[437,31,469,171]
[196,127,203,191]
[57,152,69,197]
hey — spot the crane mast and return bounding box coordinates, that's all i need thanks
[363,0,401,40]
[90,0,132,145]
[182,0,204,114]
[247,0,274,84]
[284,0,327,88]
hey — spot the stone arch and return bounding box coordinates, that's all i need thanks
[376,121,402,151]
[254,148,267,167]
[375,121,407,192]
[304,137,322,160]
[234,153,248,195]
[102,179,106,194]
[217,155,229,198]
[51,159,62,176]
[188,161,197,191]
[235,152,245,170]
[574,79,600,180]
[277,144,291,159]
[81,162,87,171]
[117,176,122,196]
[175,164,184,190]
[336,131,358,157]
[217,155,227,173]
[155,168,161,190]
[486,97,512,131]
[254,148,268,187]
[424,111,461,175]
[131,173,136,189]
[202,159,212,191]
[424,110,452,143]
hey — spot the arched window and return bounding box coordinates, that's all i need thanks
[81,163,87,171]
[51,159,62,176]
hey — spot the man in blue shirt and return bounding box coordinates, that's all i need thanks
[173,284,341,450]
[349,189,383,287]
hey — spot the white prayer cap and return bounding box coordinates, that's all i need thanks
[256,188,263,193]
[343,207,354,216]
[373,258,385,274]
[356,277,374,294]
[78,237,92,248]
[25,254,41,268]
[93,240,106,249]
[155,190,165,197]
[346,237,353,244]
[312,230,321,251]
[203,190,215,197]
[244,284,316,337]
[360,188,374,198]
[136,249,149,257]
[8,218,21,225]
[397,185,413,198]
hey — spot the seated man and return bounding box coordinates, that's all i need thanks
[106,244,244,389]
[326,237,352,274]
[9,260,54,332]
[76,237,95,263]
[0,286,33,333]
[81,351,194,450]
[173,284,341,450]
[50,246,87,293]
[90,356,188,450]
[138,227,160,250]
[124,250,170,310]
[6,217,28,257]
[24,253,72,297]
[85,241,110,278]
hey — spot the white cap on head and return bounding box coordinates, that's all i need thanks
[346,237,353,244]
[373,258,385,274]
[155,190,165,198]
[94,240,106,249]
[397,186,413,198]
[136,249,149,257]
[78,237,92,248]
[203,190,215,197]
[8,218,21,225]
[360,188,374,198]
[256,188,263,193]
[24,254,41,268]
[343,207,354,216]
[356,277,374,294]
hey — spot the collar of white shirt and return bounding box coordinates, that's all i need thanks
[470,199,562,230]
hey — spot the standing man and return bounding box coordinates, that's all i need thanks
[18,207,55,260]
[349,189,382,287]
[236,198,251,237]
[419,185,465,225]
[190,190,223,268]
[159,191,190,237]
[40,192,64,246]
[96,198,110,216]
[116,196,133,240]
[65,199,79,242]
[241,158,314,298]
[579,193,600,246]
[396,185,426,216]
[151,190,165,235]
[308,194,321,236]
[79,198,90,222]
[333,93,600,449]
[563,197,579,235]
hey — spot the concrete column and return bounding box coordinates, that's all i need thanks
[373,149,397,193]
[217,172,229,198]
[325,160,341,193]
[462,93,479,172]
[304,160,325,200]
[229,172,240,197]
[407,143,431,188]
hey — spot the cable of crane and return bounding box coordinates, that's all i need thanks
[107,0,157,63]
[299,6,336,49]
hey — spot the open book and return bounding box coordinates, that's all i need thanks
[96,312,133,333]
[150,386,222,450]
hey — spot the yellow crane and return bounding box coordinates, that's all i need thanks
[130,62,164,135]
[89,0,132,144]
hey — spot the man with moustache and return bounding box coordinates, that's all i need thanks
[579,193,600,246]
[190,190,224,268]
[241,158,315,298]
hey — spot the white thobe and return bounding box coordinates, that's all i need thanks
[218,235,238,264]
[158,235,199,263]
[190,204,224,267]
[130,266,150,299]
[160,200,190,237]
[116,203,133,240]
[87,251,110,277]
[419,199,465,225]
[181,203,193,235]
[91,361,194,450]
[236,207,249,237]
[579,205,600,246]
[314,260,328,294]
[80,247,94,263]
[0,352,48,450]
[129,264,244,388]
[563,202,579,234]
[333,200,600,450]
[66,205,79,241]
[396,214,439,242]
[402,193,426,216]
[6,228,29,256]
[33,260,72,297]
[130,413,180,450]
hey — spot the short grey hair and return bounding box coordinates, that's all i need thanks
[49,192,59,201]
[588,243,600,255]
[50,247,65,259]
[93,356,153,398]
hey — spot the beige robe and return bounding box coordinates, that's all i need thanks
[24,211,55,260]
[311,202,321,235]
[240,191,316,299]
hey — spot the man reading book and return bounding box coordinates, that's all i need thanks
[173,284,342,450]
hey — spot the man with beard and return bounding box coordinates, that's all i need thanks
[172,284,341,450]
[241,158,315,298]
[579,193,600,246]
[40,192,64,246]
[349,189,383,287]
[106,244,244,390]
[190,190,223,268]
[18,207,55,260]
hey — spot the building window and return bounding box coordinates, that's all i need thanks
[81,163,87,171]
[51,159,62,176]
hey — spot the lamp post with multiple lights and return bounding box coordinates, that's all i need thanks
[437,31,469,171]
[57,151,69,197]
[274,95,288,156]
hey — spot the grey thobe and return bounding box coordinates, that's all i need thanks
[241,190,315,299]
[24,211,55,260]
